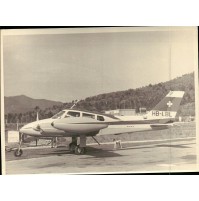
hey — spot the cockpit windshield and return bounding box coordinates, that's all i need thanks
[65,111,80,118]
[51,111,65,119]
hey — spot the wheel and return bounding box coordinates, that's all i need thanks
[75,146,86,155]
[69,143,77,153]
[14,149,23,157]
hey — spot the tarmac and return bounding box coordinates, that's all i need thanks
[4,137,198,174]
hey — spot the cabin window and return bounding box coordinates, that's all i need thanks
[51,111,65,119]
[67,111,80,117]
[97,115,104,121]
[82,113,95,119]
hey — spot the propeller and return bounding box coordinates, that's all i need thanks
[33,124,43,133]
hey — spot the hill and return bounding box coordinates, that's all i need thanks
[4,73,195,123]
[4,95,63,114]
[75,72,195,116]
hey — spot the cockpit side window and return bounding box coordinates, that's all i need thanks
[82,113,95,119]
[51,111,65,119]
[97,115,105,121]
[67,111,80,117]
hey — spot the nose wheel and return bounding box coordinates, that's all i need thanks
[14,132,23,157]
[14,149,23,157]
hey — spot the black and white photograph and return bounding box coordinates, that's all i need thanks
[1,27,198,174]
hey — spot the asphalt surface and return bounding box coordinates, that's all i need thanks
[4,137,198,174]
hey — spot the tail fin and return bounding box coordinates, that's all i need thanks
[146,91,184,123]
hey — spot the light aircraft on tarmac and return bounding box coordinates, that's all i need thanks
[15,91,184,156]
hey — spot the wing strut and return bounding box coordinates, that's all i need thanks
[91,136,100,146]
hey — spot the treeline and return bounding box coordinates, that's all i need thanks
[73,73,195,113]
[5,103,74,124]
[5,73,195,123]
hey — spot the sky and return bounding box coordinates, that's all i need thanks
[3,27,197,102]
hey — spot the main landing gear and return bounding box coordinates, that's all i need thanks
[69,136,87,155]
[14,133,23,157]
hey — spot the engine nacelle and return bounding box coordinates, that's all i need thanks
[52,117,108,134]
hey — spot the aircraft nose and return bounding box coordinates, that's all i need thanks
[19,123,42,136]
[19,124,31,133]
[19,125,26,133]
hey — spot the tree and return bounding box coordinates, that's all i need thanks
[34,106,40,112]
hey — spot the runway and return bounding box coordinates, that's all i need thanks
[5,137,197,174]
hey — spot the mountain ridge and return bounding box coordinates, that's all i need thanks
[4,95,63,114]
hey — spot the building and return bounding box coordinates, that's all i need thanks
[105,109,136,116]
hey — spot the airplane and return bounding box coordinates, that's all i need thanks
[14,91,184,156]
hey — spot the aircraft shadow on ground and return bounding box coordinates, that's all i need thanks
[39,147,123,158]
[82,148,124,158]
[38,143,193,159]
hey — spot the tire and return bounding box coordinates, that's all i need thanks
[69,143,76,153]
[75,146,86,155]
[14,149,23,157]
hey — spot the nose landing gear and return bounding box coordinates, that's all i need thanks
[14,149,23,157]
[14,133,23,157]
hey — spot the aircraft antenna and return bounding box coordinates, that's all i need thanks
[36,112,39,121]
[70,100,80,109]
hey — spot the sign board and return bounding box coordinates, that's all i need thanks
[8,131,19,143]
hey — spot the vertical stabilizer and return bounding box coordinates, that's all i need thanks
[146,91,184,122]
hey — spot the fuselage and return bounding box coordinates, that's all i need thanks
[20,109,118,137]
[19,109,173,137]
